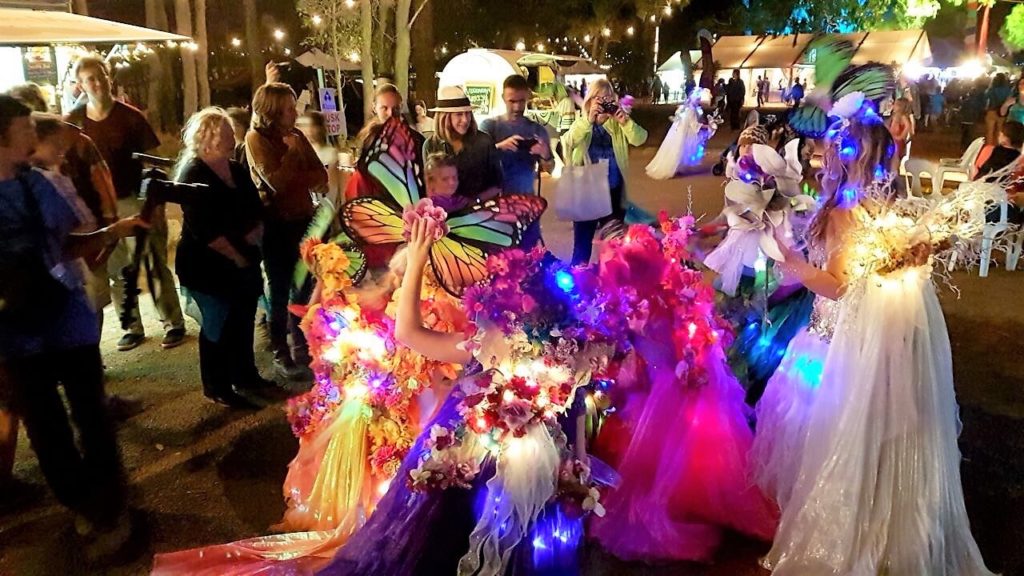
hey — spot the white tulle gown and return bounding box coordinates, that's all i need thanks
[758,265,995,576]
[646,105,704,180]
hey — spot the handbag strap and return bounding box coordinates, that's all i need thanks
[560,131,594,167]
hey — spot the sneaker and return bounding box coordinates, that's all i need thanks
[116,333,144,351]
[161,328,186,349]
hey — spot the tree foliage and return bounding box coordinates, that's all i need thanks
[1001,3,1024,51]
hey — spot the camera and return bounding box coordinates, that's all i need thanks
[598,101,619,114]
[516,137,539,152]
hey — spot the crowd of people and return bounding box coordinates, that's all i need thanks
[0,44,1005,576]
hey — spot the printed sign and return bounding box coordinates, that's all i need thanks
[318,87,338,112]
[464,85,493,116]
[323,110,345,138]
[23,47,56,85]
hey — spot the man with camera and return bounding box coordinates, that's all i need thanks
[480,75,555,248]
[0,95,144,561]
[66,55,186,352]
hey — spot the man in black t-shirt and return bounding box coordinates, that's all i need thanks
[66,55,185,352]
[726,70,746,130]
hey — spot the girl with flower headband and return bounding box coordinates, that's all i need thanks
[754,95,995,575]
[320,214,617,576]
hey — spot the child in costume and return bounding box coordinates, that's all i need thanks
[646,88,719,180]
[588,218,779,563]
[321,217,615,576]
[756,91,996,575]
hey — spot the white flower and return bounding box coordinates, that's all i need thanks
[832,91,866,120]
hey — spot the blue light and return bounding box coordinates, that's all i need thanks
[839,185,858,207]
[873,164,885,181]
[555,270,575,293]
[838,140,858,161]
[792,354,823,388]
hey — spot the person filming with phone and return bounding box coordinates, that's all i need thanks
[562,78,647,265]
[480,75,554,248]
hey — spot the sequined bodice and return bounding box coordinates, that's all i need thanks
[806,243,840,342]
[808,297,840,342]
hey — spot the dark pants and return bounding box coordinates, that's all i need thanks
[572,184,624,265]
[727,100,743,129]
[7,345,126,528]
[194,292,260,397]
[263,218,310,361]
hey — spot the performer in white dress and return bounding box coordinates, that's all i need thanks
[646,89,715,179]
[756,99,996,576]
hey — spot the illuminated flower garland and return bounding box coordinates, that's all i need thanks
[286,259,467,483]
[300,238,354,299]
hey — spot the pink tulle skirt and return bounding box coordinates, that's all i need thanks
[590,344,779,563]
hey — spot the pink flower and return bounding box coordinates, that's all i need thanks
[403,198,450,241]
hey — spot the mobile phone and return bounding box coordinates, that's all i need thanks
[516,137,539,151]
[599,101,619,114]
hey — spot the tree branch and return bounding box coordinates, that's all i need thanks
[409,0,430,28]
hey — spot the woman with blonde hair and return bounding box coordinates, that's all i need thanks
[422,85,503,200]
[562,78,648,264]
[178,107,270,407]
[246,82,327,380]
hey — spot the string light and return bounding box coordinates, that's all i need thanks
[344,0,355,7]
[515,40,526,51]
[601,27,611,37]
[583,34,591,43]
[231,37,241,47]
[311,14,323,26]
[626,26,635,36]
[273,29,285,41]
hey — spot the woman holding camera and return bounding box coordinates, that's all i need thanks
[422,86,503,201]
[562,78,648,265]
[176,108,271,408]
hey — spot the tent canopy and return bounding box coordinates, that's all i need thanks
[695,30,932,70]
[295,48,360,72]
[657,51,687,73]
[0,8,190,46]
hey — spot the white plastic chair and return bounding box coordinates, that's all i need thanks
[935,137,985,193]
[904,158,938,199]
[975,181,1023,277]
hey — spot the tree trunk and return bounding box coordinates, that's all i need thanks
[194,0,210,107]
[145,0,168,132]
[394,0,412,103]
[174,0,198,120]
[72,0,88,15]
[411,0,435,106]
[244,0,262,94]
[361,0,376,119]
[978,4,992,56]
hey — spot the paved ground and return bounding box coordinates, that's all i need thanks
[1,107,1022,576]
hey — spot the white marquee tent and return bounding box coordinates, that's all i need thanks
[685,30,932,106]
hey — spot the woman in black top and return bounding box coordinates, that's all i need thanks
[422,86,503,201]
[175,108,270,408]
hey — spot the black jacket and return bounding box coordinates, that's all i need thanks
[175,159,264,298]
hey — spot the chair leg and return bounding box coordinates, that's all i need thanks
[980,234,995,277]
[1007,233,1024,271]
